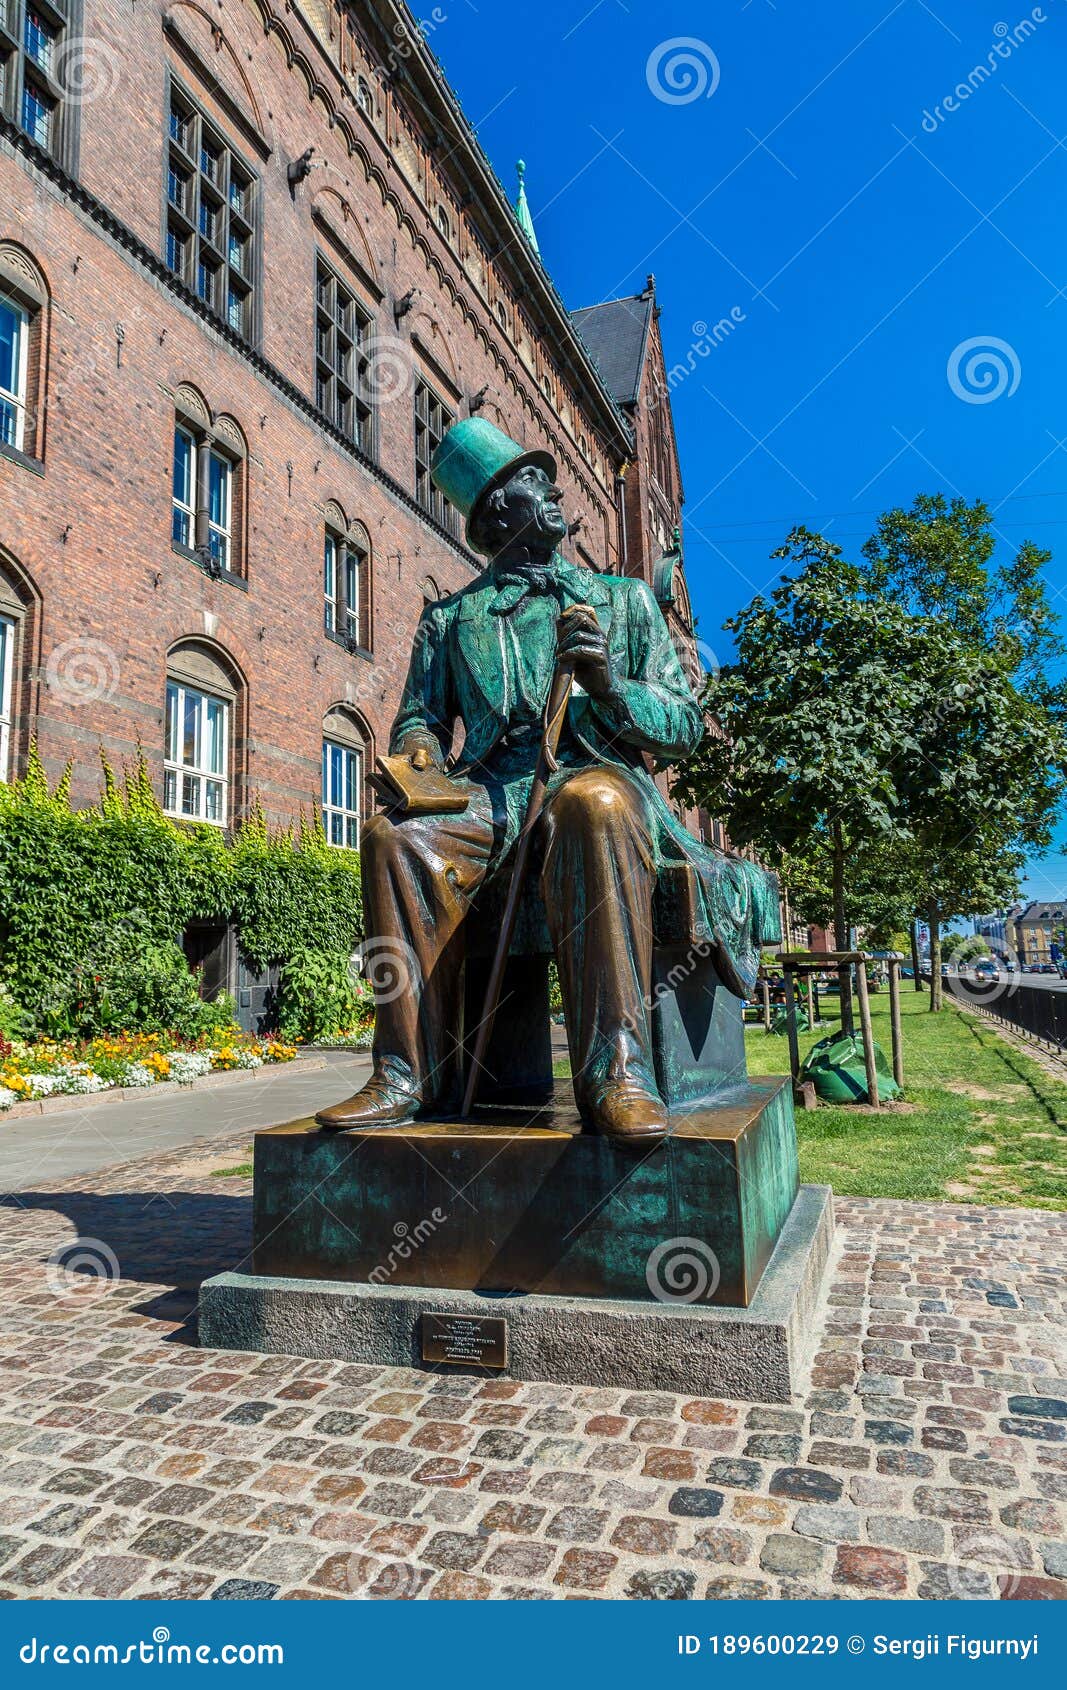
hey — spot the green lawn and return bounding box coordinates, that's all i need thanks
[217,990,1067,1207]
[746,985,1067,1209]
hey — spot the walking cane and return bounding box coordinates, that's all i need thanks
[459,642,577,1119]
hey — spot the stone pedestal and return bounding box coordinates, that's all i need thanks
[199,1185,833,1402]
[198,1076,836,1401]
[248,1078,798,1307]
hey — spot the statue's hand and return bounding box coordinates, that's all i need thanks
[410,747,433,771]
[556,604,615,699]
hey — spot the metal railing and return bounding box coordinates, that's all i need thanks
[946,975,1067,1051]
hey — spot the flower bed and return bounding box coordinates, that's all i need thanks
[0,1029,298,1111]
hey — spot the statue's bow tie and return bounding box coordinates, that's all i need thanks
[489,567,561,615]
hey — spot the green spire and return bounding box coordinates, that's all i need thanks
[513,159,540,257]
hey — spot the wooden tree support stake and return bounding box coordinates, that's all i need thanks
[888,955,905,1091]
[854,957,879,1108]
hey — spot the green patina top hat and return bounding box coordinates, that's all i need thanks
[430,417,556,551]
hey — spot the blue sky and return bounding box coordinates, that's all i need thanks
[431,0,1067,902]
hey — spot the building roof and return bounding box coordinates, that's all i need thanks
[1017,900,1067,923]
[569,289,655,408]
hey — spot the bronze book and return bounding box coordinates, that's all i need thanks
[369,754,470,817]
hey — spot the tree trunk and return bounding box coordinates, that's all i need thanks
[928,898,942,1012]
[832,821,854,1033]
[910,919,923,992]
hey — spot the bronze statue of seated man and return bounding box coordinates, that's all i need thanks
[316,419,774,1147]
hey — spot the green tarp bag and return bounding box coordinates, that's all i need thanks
[770,1003,809,1035]
[800,1029,901,1104]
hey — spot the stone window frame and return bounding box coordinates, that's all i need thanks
[170,385,248,584]
[0,553,38,783]
[413,378,457,536]
[0,243,48,467]
[164,639,242,829]
[164,74,259,345]
[0,607,14,780]
[0,0,82,171]
[314,252,373,455]
[322,703,374,844]
[323,502,372,656]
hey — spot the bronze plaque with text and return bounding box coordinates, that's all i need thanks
[421,1311,508,1369]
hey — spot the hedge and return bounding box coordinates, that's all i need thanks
[0,748,363,1041]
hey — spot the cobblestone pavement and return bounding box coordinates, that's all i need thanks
[0,1131,1063,1601]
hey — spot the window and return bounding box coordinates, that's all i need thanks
[164,679,228,824]
[322,737,361,849]
[171,414,240,575]
[165,83,257,341]
[322,706,370,848]
[0,298,28,450]
[206,448,231,569]
[436,204,450,240]
[324,520,369,648]
[356,76,373,117]
[315,258,371,450]
[171,426,195,547]
[0,612,14,780]
[0,2,69,162]
[414,380,457,532]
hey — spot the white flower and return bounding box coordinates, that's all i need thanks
[168,1051,212,1084]
[120,1063,156,1088]
[0,1086,17,1111]
[24,1073,60,1097]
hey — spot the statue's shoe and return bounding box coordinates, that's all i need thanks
[315,1079,420,1130]
[587,1083,669,1148]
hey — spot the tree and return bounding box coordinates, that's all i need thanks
[674,530,933,1030]
[678,505,1067,1016]
[859,493,1067,1005]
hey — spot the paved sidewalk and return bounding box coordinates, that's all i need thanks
[0,1052,372,1192]
[0,1128,1063,1600]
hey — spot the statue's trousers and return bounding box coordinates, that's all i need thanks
[360,766,657,1113]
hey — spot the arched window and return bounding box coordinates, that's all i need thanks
[0,554,37,783]
[322,705,371,848]
[171,388,247,579]
[323,505,372,652]
[496,300,508,332]
[436,204,450,240]
[164,641,240,826]
[421,576,440,603]
[0,245,48,462]
[356,76,374,118]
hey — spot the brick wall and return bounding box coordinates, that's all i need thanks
[0,0,650,825]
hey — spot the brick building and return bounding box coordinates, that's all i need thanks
[1,0,716,996]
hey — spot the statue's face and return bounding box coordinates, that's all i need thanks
[494,463,567,548]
